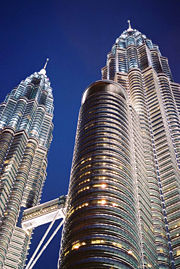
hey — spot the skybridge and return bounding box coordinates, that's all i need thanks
[22,195,66,269]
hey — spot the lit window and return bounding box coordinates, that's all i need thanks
[93,183,107,189]
[91,239,104,244]
[64,250,69,257]
[112,242,122,248]
[98,199,106,205]
[72,241,86,250]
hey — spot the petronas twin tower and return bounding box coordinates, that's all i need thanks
[0,23,179,269]
[0,65,53,268]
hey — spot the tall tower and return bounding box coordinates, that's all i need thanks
[0,62,54,268]
[59,23,180,269]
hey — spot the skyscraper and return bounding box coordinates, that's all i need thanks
[0,62,54,268]
[59,22,180,268]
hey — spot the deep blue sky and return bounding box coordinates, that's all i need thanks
[0,0,180,268]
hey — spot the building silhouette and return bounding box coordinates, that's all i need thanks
[59,23,180,268]
[0,62,54,268]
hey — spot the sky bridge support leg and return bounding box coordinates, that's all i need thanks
[25,212,64,269]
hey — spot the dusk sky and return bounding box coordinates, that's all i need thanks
[0,0,180,268]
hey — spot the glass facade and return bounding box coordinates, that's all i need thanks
[60,81,141,269]
[59,25,180,269]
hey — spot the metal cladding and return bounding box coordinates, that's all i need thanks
[0,70,53,268]
[60,81,141,268]
[59,25,180,269]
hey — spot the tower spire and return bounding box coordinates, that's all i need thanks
[43,58,49,70]
[127,20,133,31]
[39,58,49,75]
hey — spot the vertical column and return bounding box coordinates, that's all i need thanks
[59,81,141,269]
[144,69,178,268]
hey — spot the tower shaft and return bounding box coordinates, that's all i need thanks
[59,25,180,269]
[0,70,53,268]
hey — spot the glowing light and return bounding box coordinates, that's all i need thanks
[113,242,122,248]
[91,239,104,244]
[72,241,86,250]
[98,199,106,205]
[101,184,107,189]
[73,244,80,250]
